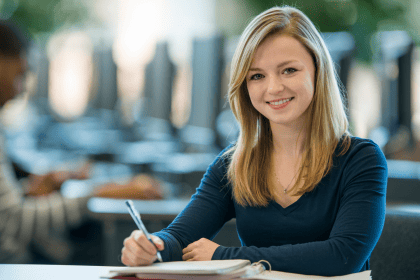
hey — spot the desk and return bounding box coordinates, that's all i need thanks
[0,264,120,280]
[88,198,190,266]
[0,264,372,280]
[386,160,420,204]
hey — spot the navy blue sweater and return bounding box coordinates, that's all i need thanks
[154,137,387,276]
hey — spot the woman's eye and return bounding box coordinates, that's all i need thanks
[284,68,297,74]
[250,74,263,80]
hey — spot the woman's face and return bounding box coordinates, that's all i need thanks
[246,34,316,129]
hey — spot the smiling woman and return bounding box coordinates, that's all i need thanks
[226,5,351,207]
[120,6,387,277]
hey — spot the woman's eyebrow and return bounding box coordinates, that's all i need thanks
[248,60,298,72]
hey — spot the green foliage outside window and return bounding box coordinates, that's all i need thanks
[242,0,411,61]
[0,0,91,38]
[1,0,416,62]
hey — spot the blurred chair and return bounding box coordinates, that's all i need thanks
[140,41,177,141]
[369,31,415,158]
[151,35,225,197]
[59,42,123,160]
[91,44,118,112]
[179,35,225,153]
[321,32,355,102]
[116,41,180,174]
[370,205,420,279]
[124,41,178,144]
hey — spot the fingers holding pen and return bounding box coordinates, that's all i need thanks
[121,230,164,266]
[135,230,159,255]
[121,231,153,266]
[121,245,153,266]
[123,230,156,265]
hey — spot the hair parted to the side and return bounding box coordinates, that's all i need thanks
[223,6,351,207]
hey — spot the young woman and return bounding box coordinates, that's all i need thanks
[121,6,387,276]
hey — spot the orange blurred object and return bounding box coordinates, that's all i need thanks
[25,161,91,197]
[93,174,164,200]
[25,172,62,196]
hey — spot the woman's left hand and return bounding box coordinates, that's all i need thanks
[182,238,220,261]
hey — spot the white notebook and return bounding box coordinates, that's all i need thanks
[102,259,371,280]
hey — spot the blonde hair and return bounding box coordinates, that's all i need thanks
[224,6,350,207]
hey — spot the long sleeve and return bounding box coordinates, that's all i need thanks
[153,149,235,262]
[0,133,90,263]
[212,140,387,276]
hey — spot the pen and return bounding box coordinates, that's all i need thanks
[125,200,163,262]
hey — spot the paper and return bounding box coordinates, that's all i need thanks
[109,260,251,275]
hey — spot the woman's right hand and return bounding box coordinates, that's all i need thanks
[121,230,164,266]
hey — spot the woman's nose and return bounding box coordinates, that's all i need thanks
[267,76,284,94]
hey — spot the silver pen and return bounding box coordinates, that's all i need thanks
[125,200,163,262]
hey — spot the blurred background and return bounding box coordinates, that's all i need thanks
[1,0,420,268]
[2,0,420,158]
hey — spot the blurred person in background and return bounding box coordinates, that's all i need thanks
[0,19,96,264]
[0,19,163,264]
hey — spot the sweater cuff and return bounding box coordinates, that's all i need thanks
[153,231,183,262]
[212,245,228,260]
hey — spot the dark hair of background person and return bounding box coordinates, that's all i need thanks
[0,19,29,57]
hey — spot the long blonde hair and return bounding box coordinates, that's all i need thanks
[224,6,350,207]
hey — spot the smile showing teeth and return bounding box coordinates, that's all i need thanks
[268,97,294,106]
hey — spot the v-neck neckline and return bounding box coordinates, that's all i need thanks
[271,192,308,215]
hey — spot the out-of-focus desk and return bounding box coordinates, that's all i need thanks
[0,264,118,280]
[88,197,190,221]
[386,160,420,204]
[87,198,190,266]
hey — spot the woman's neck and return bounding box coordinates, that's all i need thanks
[271,122,306,159]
